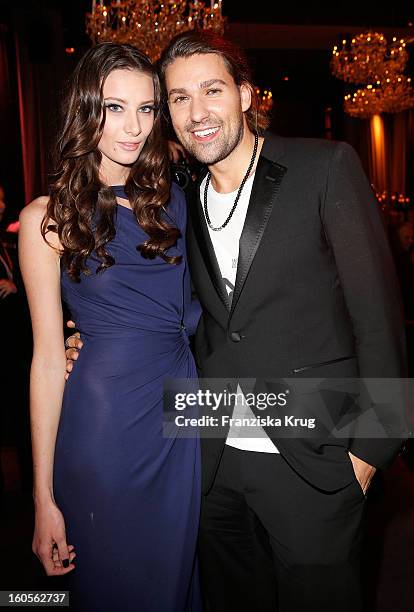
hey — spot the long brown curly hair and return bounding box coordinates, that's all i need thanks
[43,42,180,282]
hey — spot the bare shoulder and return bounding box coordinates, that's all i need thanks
[19,196,61,251]
[19,195,50,225]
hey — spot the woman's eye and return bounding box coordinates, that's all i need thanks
[139,105,155,113]
[106,103,122,112]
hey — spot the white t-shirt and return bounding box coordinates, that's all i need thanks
[200,173,279,453]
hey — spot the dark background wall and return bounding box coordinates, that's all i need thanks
[0,3,412,218]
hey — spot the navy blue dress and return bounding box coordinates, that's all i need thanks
[54,184,202,611]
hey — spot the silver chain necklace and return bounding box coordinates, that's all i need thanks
[203,132,259,232]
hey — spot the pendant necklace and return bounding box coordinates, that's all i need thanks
[203,132,259,232]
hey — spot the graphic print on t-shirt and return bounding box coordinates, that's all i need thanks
[222,277,234,300]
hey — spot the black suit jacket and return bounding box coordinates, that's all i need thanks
[187,132,408,493]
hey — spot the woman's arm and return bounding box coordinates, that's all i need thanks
[19,198,75,575]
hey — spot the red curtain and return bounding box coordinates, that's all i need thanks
[344,110,411,197]
[14,34,47,205]
[0,25,11,135]
[11,9,66,205]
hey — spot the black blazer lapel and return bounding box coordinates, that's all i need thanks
[230,157,287,317]
[189,176,231,312]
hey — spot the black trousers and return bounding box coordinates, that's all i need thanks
[199,445,367,612]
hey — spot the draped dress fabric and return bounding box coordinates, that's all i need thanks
[53,183,202,611]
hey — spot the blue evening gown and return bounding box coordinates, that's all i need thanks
[53,183,202,611]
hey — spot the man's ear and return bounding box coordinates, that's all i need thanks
[240,83,252,113]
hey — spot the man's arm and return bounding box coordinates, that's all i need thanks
[322,141,409,470]
[64,321,83,380]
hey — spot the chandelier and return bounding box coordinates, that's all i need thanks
[255,88,273,114]
[344,74,414,118]
[375,189,411,212]
[331,31,414,118]
[86,0,226,63]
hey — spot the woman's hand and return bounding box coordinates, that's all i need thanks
[32,499,76,576]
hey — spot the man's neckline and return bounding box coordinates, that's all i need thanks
[202,172,255,196]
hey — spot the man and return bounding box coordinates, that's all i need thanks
[66,32,408,611]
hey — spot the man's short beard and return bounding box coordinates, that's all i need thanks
[183,119,244,166]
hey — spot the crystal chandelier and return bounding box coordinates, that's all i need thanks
[344,74,414,118]
[255,88,273,114]
[331,31,414,118]
[86,0,226,63]
[331,32,409,84]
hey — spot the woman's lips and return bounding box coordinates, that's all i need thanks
[118,142,141,151]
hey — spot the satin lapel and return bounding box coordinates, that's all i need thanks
[230,157,287,317]
[189,180,231,312]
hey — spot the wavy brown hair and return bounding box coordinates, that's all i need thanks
[42,42,180,282]
[158,31,270,135]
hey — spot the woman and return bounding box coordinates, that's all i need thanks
[19,43,201,612]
